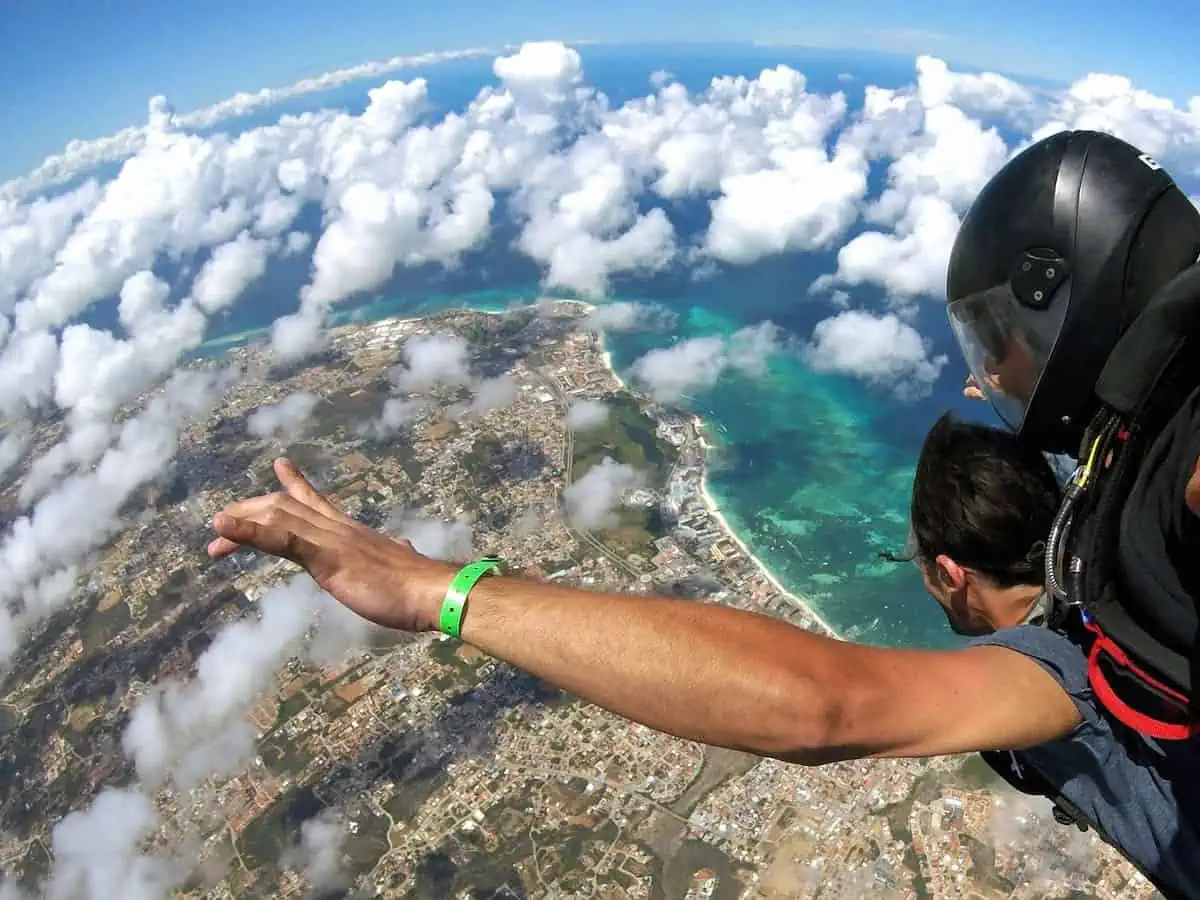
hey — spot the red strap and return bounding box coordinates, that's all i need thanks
[1085,624,1199,740]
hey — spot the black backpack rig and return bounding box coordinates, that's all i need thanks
[1048,261,1200,740]
[981,263,1200,900]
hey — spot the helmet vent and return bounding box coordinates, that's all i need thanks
[1012,248,1069,310]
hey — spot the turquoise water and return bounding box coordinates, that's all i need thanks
[199,285,955,650]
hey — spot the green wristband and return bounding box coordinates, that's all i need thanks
[438,557,502,638]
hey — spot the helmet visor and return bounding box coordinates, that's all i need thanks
[947,282,1070,432]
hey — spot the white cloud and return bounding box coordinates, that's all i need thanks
[20,421,113,506]
[564,456,644,529]
[0,367,232,664]
[822,67,1011,303]
[0,426,30,481]
[246,391,318,441]
[40,787,183,900]
[1033,73,1200,169]
[566,399,610,430]
[1,48,494,201]
[804,308,948,399]
[581,300,676,333]
[124,577,323,788]
[360,397,426,439]
[456,374,518,419]
[0,180,102,315]
[631,336,727,403]
[388,510,474,561]
[117,270,170,334]
[629,322,784,402]
[284,812,348,892]
[190,231,272,313]
[391,333,472,394]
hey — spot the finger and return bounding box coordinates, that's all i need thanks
[207,535,241,559]
[212,509,326,567]
[964,386,985,400]
[275,458,352,523]
[222,491,333,531]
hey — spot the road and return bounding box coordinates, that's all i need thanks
[532,369,644,582]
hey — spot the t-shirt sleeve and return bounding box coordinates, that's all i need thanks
[970,625,1103,731]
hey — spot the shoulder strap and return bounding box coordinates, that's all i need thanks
[1097,262,1200,414]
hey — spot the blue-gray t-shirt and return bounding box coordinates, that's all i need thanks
[973,625,1200,897]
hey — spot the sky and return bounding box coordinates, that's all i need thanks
[3,0,1200,180]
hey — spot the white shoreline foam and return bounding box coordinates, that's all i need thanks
[698,465,839,638]
[575,309,841,639]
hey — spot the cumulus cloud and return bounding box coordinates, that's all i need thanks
[581,300,677,333]
[191,231,272,313]
[20,420,113,505]
[0,367,232,664]
[246,391,319,441]
[1,48,494,201]
[0,426,30,481]
[360,397,426,439]
[40,787,184,900]
[123,578,322,787]
[284,812,348,893]
[804,309,948,399]
[566,399,610,430]
[390,333,473,394]
[630,322,785,402]
[388,510,474,561]
[454,374,518,420]
[564,457,645,529]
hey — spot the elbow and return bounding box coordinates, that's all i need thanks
[759,672,854,767]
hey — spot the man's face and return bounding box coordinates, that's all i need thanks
[982,333,1040,404]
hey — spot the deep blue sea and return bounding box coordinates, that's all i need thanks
[131,44,1020,649]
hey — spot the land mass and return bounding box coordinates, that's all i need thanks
[0,302,1153,898]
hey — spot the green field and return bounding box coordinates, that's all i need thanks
[569,394,679,559]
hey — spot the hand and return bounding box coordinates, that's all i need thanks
[206,458,456,631]
[963,374,986,401]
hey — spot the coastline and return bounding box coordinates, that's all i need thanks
[203,294,841,640]
[694,430,841,640]
[572,306,841,640]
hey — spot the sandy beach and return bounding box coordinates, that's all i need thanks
[698,473,840,639]
[574,310,842,640]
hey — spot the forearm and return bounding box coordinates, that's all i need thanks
[450,574,849,760]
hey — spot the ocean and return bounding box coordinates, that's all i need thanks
[134,44,1016,650]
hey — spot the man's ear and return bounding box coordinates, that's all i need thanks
[934,554,968,592]
[1187,454,1200,517]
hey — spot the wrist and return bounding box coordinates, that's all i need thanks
[412,560,459,632]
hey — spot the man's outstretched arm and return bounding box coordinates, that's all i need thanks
[208,458,1081,765]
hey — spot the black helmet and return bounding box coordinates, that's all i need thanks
[946,130,1200,454]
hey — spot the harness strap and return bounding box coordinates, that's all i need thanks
[1082,618,1200,740]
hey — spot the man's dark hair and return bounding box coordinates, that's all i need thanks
[901,412,1064,588]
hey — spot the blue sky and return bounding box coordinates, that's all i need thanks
[3,0,1198,180]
